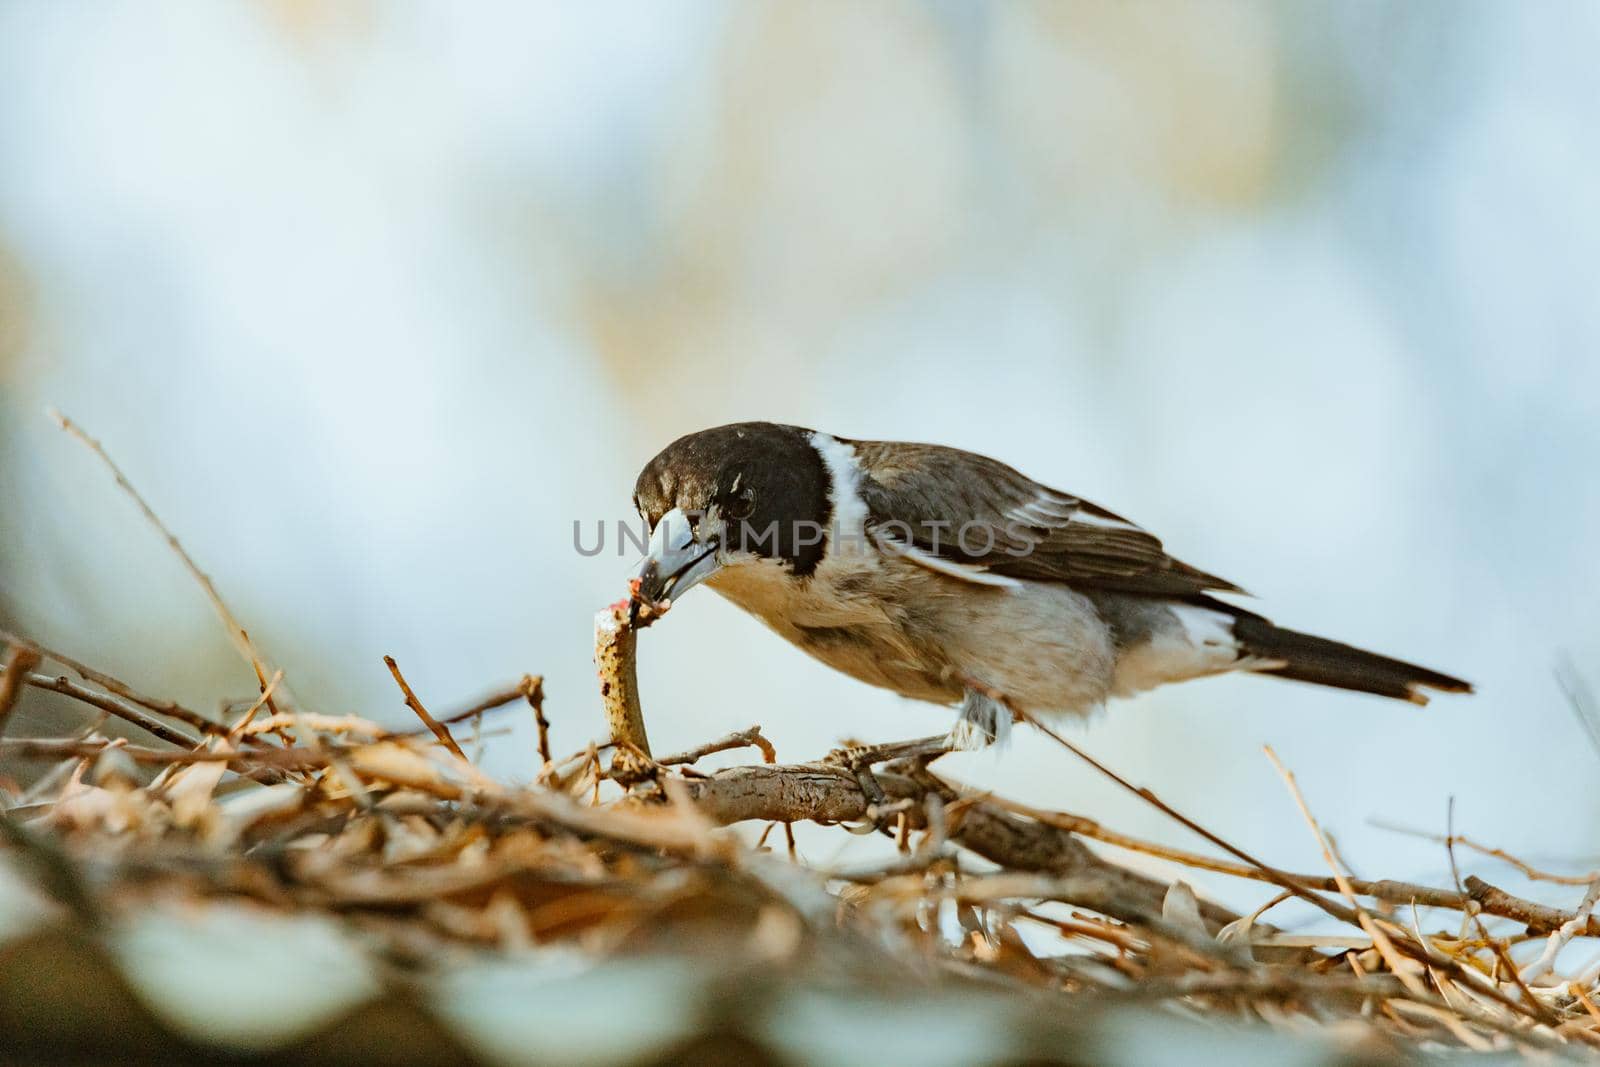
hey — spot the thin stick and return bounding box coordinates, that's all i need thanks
[1442,798,1559,1026]
[1263,746,1429,1001]
[1,667,198,748]
[524,674,552,767]
[385,679,534,738]
[658,726,772,767]
[383,655,466,761]
[0,737,320,769]
[248,657,283,721]
[443,680,531,726]
[1372,817,1599,886]
[49,410,280,704]
[1464,875,1600,937]
[227,670,283,739]
[1520,878,1600,983]
[0,627,219,735]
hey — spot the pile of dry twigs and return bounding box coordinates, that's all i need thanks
[3,413,1599,1062]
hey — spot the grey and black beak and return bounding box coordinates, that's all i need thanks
[633,507,721,621]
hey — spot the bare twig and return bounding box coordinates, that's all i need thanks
[1521,878,1600,983]
[49,410,281,706]
[658,726,773,767]
[228,670,284,738]
[1373,817,1599,886]
[383,656,466,761]
[1466,876,1600,938]
[0,667,198,748]
[441,679,536,727]
[384,677,538,740]
[523,674,552,767]
[0,737,321,769]
[1264,746,1430,1002]
[0,629,220,735]
[1442,798,1560,1027]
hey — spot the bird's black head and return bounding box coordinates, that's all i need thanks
[632,422,833,605]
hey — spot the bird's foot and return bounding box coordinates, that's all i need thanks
[825,734,950,818]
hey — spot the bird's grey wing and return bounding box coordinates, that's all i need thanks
[848,440,1244,597]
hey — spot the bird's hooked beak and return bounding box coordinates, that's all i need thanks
[633,507,721,621]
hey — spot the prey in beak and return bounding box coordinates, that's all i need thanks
[628,423,833,629]
[631,507,722,626]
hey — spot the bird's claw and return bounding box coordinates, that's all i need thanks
[826,735,951,829]
[826,743,890,806]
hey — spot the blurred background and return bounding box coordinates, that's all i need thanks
[2,1,1597,917]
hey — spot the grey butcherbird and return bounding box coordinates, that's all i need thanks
[631,421,1471,748]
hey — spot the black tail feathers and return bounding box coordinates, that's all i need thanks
[1229,613,1472,705]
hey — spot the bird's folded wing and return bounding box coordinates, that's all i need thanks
[847,439,1244,597]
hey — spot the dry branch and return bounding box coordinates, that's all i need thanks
[682,759,1266,937]
[658,725,775,767]
[0,627,218,735]
[523,673,552,766]
[383,655,466,760]
[594,604,651,764]
[50,411,276,684]
[0,667,199,748]
[1467,875,1600,937]
[0,737,321,768]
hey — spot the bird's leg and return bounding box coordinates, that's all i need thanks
[825,734,950,813]
[947,686,1012,751]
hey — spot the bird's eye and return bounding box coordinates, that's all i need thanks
[725,488,755,521]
